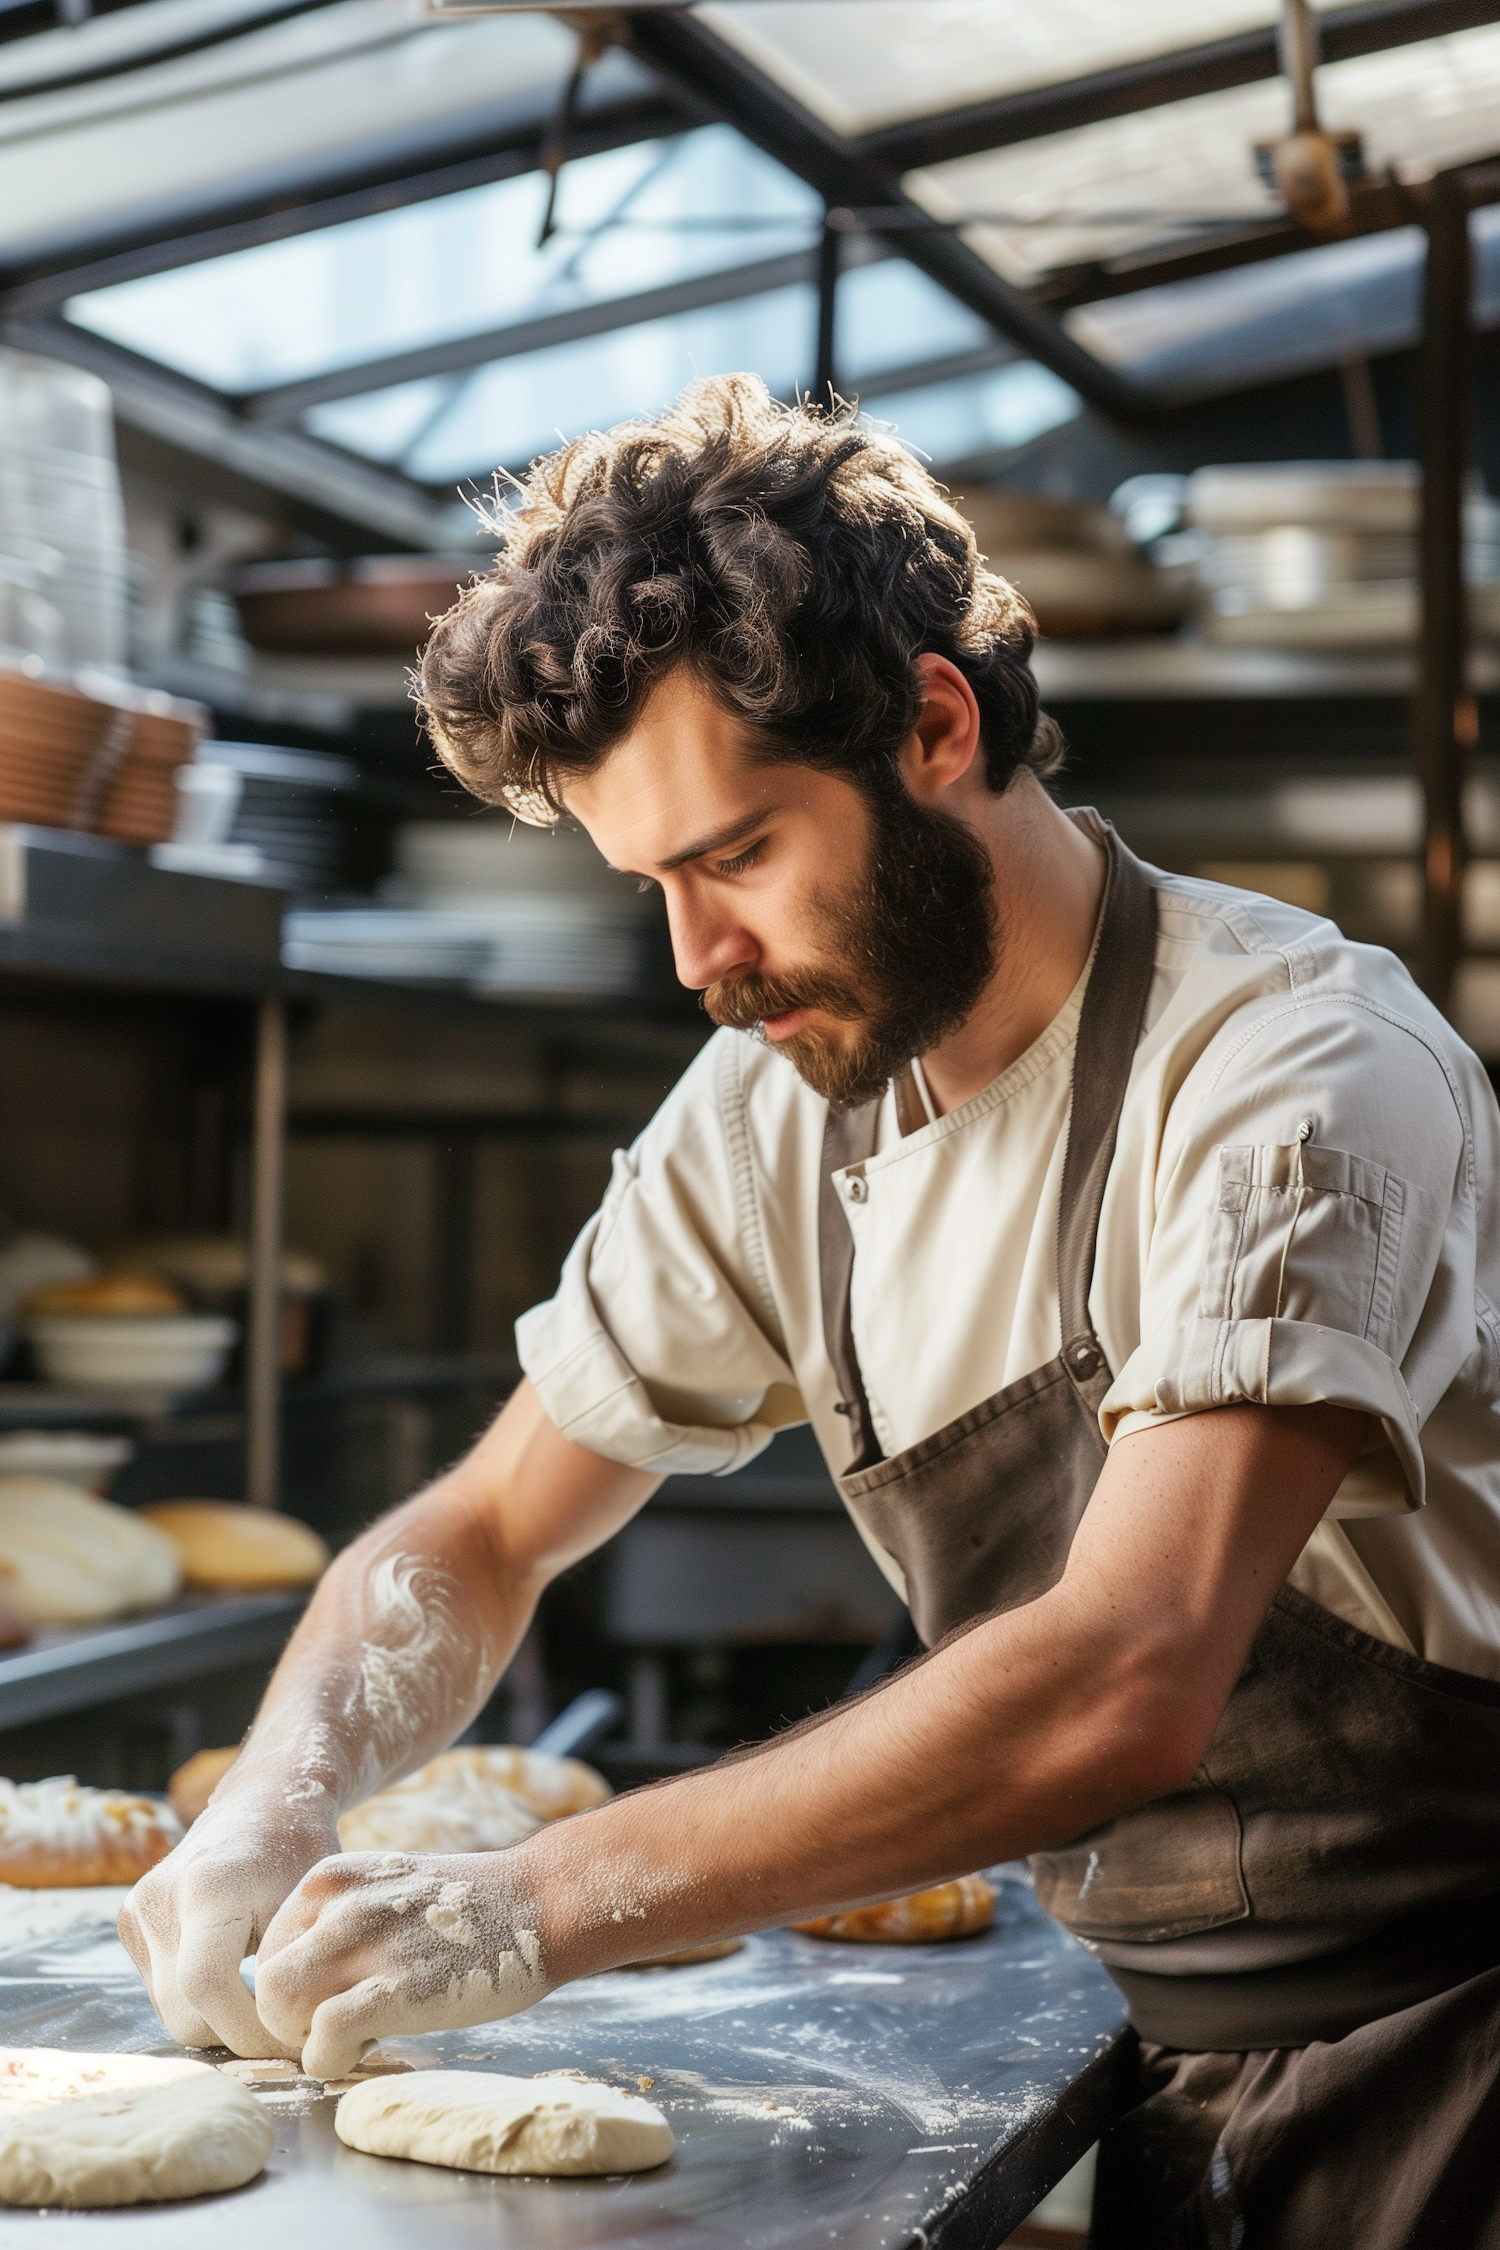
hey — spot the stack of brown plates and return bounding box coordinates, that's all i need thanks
[93,703,203,846]
[0,666,204,845]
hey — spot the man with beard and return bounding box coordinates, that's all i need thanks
[124,376,1500,2248]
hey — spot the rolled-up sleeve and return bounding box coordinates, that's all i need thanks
[1102,994,1476,1513]
[516,1032,802,1475]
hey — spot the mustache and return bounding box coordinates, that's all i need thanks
[701,969,866,1032]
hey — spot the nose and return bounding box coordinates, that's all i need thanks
[665,885,758,991]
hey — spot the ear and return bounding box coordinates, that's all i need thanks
[898,654,983,803]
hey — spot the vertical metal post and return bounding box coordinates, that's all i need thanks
[1414,176,1474,1014]
[246,994,286,1509]
[814,215,840,405]
[432,1135,476,1353]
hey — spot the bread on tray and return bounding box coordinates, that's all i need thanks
[338,1746,611,1854]
[138,1501,328,1590]
[794,1873,995,1944]
[0,1777,181,1887]
[0,1479,180,1623]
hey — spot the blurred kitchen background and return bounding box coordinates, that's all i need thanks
[0,0,1498,1798]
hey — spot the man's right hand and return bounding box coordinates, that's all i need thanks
[119,1793,339,2058]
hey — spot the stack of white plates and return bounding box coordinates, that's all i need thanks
[1187,461,1500,647]
[0,352,129,673]
[282,910,498,983]
[284,901,645,996]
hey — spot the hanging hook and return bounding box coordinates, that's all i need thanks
[537,11,618,249]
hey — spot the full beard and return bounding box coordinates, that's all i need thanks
[703,777,998,1111]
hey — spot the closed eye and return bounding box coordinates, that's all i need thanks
[714,838,766,878]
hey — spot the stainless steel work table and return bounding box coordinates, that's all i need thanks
[0,1869,1130,2248]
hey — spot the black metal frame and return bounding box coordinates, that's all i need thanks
[1413,161,1500,1008]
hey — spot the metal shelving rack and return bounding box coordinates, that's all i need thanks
[0,823,684,1732]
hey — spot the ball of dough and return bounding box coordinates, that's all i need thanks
[166,1746,240,1827]
[0,1777,182,1888]
[337,1746,610,1855]
[794,1873,995,1944]
[0,1479,181,1622]
[0,2049,274,2206]
[334,2070,673,2176]
[138,1501,328,1590]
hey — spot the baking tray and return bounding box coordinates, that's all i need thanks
[0,1869,1129,2248]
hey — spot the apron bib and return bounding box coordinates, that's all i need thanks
[820,826,1500,2050]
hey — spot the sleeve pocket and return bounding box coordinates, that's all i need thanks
[1199,1140,1407,1356]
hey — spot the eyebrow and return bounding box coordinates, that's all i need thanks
[656,804,776,874]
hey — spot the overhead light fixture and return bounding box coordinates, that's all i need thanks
[1253,0,1366,232]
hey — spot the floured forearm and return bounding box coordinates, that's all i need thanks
[221,1380,660,1821]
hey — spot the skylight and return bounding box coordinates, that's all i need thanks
[65,125,821,395]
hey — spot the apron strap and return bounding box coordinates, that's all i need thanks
[819,1097,884,1472]
[1056,830,1158,1398]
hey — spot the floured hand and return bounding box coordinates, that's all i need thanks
[255,1852,550,2079]
[118,1791,338,2060]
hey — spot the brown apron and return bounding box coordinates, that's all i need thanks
[819,826,1500,2053]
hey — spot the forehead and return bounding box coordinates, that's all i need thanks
[563,670,778,868]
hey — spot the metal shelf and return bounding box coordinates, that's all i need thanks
[0,1591,307,1730]
[1034,636,1500,702]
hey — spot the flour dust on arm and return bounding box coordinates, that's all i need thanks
[119,1380,660,2065]
[120,1535,506,2062]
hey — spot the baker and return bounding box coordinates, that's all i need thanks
[123,375,1500,2246]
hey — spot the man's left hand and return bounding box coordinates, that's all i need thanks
[255,1849,553,2078]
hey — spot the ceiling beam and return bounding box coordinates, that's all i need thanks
[244,238,891,423]
[622,10,1155,423]
[857,0,1500,173]
[2,312,453,545]
[1029,177,1420,312]
[0,84,701,310]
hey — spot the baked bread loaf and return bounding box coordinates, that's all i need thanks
[22,1274,183,1317]
[166,1747,239,1827]
[0,1480,181,1623]
[338,1746,610,1854]
[794,1873,995,1945]
[0,1778,181,1887]
[138,1502,328,1590]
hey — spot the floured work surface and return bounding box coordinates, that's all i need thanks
[0,1869,1127,2249]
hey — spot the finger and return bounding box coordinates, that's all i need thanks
[253,1933,327,2054]
[300,1982,386,2081]
[176,1918,298,2060]
[258,1875,334,1961]
[116,1902,222,2050]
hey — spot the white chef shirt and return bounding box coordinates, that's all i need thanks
[517,852,1500,1682]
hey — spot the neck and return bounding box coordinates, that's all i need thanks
[918,778,1106,1117]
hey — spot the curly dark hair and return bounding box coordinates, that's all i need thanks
[418,373,1064,821]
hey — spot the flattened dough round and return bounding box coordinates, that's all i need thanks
[0,2049,275,2207]
[335,2070,674,2177]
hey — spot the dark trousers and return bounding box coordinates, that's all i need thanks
[1091,1963,1500,2249]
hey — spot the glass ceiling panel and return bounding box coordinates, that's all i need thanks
[1071,205,1500,397]
[306,258,1010,487]
[695,0,1365,140]
[862,362,1080,467]
[905,21,1500,286]
[64,125,820,394]
[0,2,624,276]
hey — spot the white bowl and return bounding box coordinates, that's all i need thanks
[0,1431,133,1491]
[27,1315,237,1396]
